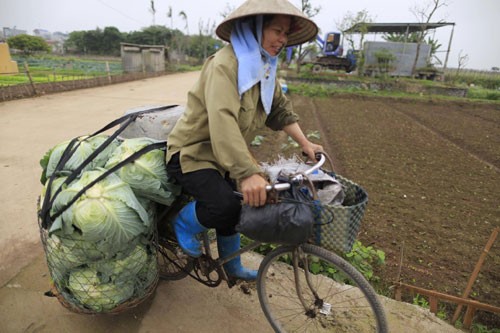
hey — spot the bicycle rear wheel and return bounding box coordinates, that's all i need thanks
[157,236,194,280]
[257,244,388,333]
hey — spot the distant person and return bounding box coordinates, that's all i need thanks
[166,0,322,281]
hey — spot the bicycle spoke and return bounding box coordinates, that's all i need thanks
[156,237,193,280]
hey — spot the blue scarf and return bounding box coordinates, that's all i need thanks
[230,16,279,115]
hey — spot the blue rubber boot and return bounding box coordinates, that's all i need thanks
[217,233,258,281]
[172,201,207,257]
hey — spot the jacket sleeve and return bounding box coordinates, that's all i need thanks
[204,58,262,180]
[265,79,299,131]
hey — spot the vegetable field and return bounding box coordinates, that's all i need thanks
[2,56,123,85]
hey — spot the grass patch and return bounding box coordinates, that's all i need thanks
[281,68,500,102]
[467,86,500,100]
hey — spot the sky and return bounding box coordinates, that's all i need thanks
[1,0,499,71]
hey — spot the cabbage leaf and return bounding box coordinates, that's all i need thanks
[68,267,135,312]
[90,244,149,283]
[49,169,150,249]
[105,137,180,205]
[39,176,68,211]
[42,134,119,182]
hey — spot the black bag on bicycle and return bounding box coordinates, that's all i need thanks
[236,185,315,245]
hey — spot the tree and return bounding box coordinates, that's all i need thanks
[410,0,448,76]
[179,11,189,35]
[126,26,174,46]
[197,18,217,60]
[64,31,86,53]
[384,32,419,43]
[220,3,235,19]
[337,9,373,75]
[338,10,372,50]
[82,28,104,54]
[455,50,469,77]
[64,28,124,55]
[7,34,51,55]
[177,11,190,56]
[167,6,173,29]
[187,34,220,61]
[295,0,321,73]
[102,27,124,56]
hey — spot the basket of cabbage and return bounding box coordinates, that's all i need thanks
[38,106,181,314]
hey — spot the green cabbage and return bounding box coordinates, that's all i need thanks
[49,169,150,250]
[104,137,180,205]
[41,134,119,183]
[68,267,135,312]
[138,251,158,287]
[90,244,149,283]
[66,245,157,312]
[40,135,167,313]
[45,234,87,283]
[39,176,68,211]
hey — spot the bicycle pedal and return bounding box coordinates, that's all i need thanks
[239,282,253,295]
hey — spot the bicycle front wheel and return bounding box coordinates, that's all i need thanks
[257,244,388,333]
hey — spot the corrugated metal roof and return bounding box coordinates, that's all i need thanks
[344,22,455,34]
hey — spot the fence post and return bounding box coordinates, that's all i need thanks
[452,227,499,324]
[23,61,38,96]
[106,61,112,84]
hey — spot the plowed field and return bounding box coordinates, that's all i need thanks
[251,94,500,327]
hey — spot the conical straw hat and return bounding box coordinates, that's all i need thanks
[215,0,318,47]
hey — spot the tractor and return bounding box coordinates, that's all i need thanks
[307,32,357,73]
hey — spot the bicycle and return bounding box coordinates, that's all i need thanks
[155,153,388,333]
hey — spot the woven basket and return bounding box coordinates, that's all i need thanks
[39,216,159,314]
[310,174,368,254]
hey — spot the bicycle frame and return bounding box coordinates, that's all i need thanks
[162,153,328,286]
[292,247,323,315]
[197,230,263,286]
[158,152,388,332]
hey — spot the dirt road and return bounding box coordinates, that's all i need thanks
[0,73,462,332]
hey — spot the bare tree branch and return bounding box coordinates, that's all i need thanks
[409,0,449,76]
[455,49,469,77]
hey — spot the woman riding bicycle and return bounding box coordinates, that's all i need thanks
[166,0,323,281]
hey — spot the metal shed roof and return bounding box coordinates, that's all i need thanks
[343,22,455,34]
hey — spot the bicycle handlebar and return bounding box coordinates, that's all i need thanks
[233,153,326,199]
[265,153,326,192]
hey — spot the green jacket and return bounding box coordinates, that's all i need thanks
[166,44,299,181]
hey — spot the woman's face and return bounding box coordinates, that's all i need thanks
[261,15,291,56]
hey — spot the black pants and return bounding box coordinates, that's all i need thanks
[166,153,240,236]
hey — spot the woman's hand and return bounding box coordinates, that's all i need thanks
[302,141,324,162]
[240,174,268,207]
[283,122,324,161]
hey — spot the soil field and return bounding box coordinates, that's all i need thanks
[251,94,500,328]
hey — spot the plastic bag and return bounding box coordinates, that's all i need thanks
[236,185,314,245]
[260,155,344,205]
